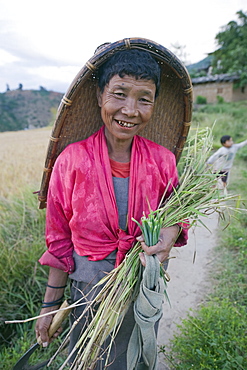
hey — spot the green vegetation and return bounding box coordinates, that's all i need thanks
[193,100,247,149]
[159,101,247,369]
[160,210,247,369]
[216,95,225,104]
[161,300,246,369]
[0,101,247,369]
[0,191,46,318]
[188,10,247,83]
[196,95,207,104]
[0,190,70,369]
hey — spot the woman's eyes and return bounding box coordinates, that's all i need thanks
[113,92,151,103]
[114,92,125,97]
[139,97,150,103]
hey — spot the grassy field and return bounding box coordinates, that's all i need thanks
[0,101,247,369]
[0,127,50,198]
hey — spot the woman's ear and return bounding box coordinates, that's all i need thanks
[96,87,102,107]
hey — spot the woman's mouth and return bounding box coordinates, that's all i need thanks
[116,120,136,128]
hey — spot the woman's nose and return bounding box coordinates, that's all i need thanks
[121,98,138,117]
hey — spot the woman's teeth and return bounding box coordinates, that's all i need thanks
[117,120,136,128]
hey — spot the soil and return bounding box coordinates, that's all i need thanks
[157,213,219,369]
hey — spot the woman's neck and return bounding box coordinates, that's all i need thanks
[105,131,132,163]
[108,144,132,163]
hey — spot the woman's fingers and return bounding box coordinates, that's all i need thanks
[51,326,63,339]
[136,226,179,263]
[35,314,53,347]
[139,252,146,266]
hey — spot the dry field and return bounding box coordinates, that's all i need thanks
[0,127,51,198]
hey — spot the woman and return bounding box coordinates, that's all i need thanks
[35,47,188,369]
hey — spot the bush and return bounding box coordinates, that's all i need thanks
[196,95,207,104]
[216,95,225,104]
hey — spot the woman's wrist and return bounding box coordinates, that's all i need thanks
[40,305,61,315]
[42,287,65,309]
[46,283,67,289]
[41,296,64,309]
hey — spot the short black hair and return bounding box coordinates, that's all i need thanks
[97,49,161,98]
[220,135,231,144]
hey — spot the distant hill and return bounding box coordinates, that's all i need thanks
[0,88,63,132]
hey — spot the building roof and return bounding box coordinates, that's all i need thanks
[192,73,239,85]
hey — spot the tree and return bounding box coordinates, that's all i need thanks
[170,43,189,66]
[212,10,247,87]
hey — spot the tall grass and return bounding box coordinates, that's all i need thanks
[0,101,247,369]
[0,189,48,357]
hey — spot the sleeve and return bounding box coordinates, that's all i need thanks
[38,151,75,273]
[234,140,247,150]
[174,221,189,247]
[206,148,221,165]
[163,149,189,247]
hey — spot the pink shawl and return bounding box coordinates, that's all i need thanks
[39,126,184,273]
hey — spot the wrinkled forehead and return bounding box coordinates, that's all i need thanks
[107,74,156,89]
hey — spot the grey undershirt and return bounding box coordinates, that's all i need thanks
[112,176,129,230]
[69,177,129,283]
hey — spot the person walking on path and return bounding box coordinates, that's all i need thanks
[206,135,247,193]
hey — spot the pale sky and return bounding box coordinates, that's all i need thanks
[0,0,246,93]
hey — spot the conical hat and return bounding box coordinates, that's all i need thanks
[38,37,193,208]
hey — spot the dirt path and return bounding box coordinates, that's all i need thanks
[157,213,219,369]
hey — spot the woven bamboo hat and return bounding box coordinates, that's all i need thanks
[38,37,193,208]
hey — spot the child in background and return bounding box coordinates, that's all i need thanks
[206,135,247,193]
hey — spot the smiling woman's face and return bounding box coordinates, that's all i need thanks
[97,74,156,142]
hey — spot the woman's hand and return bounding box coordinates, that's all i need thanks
[35,267,68,347]
[35,307,63,347]
[137,225,180,266]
